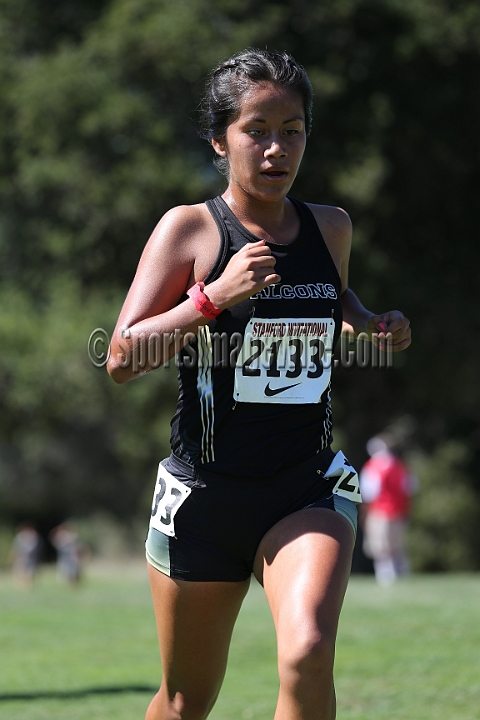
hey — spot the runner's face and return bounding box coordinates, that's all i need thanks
[212,82,307,202]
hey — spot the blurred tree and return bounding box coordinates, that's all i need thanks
[1,0,479,565]
[0,0,289,527]
[408,441,478,571]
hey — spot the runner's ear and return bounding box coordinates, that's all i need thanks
[211,138,227,157]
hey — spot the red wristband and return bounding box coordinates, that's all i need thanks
[186,282,221,320]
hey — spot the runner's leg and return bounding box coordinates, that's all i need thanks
[254,507,355,720]
[146,563,250,720]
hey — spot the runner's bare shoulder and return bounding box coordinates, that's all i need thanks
[114,202,220,329]
[305,203,352,250]
[138,202,217,275]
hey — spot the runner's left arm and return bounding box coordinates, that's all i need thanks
[326,209,410,351]
[341,289,411,351]
[304,203,411,351]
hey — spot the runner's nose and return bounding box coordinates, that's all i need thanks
[265,140,287,158]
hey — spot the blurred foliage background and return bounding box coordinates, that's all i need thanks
[1,0,479,571]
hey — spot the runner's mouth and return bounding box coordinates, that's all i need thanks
[261,170,288,180]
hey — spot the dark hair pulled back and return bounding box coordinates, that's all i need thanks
[200,48,313,177]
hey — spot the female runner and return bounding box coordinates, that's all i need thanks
[107,49,411,720]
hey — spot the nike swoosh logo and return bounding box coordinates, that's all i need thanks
[264,382,301,397]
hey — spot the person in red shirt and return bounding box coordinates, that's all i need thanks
[360,436,417,585]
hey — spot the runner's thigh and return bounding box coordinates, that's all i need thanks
[148,564,250,703]
[253,508,354,639]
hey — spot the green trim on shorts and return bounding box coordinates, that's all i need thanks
[146,528,171,576]
[332,494,358,538]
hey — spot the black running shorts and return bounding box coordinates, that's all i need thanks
[145,448,358,582]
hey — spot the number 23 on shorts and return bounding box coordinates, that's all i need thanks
[149,463,192,537]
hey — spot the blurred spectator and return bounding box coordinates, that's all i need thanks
[360,436,418,585]
[10,523,42,589]
[49,522,88,586]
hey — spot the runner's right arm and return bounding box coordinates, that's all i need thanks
[107,206,278,383]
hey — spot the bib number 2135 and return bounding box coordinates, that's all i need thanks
[234,317,335,404]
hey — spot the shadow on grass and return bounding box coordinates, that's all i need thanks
[0,685,158,701]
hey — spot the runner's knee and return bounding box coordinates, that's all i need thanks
[167,686,220,720]
[277,630,336,688]
[147,691,215,720]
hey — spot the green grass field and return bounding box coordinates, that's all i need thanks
[1,562,479,720]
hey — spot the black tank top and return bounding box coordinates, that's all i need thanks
[169,196,343,476]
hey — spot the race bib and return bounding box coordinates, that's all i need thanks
[234,317,335,404]
[149,462,192,537]
[325,451,362,503]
